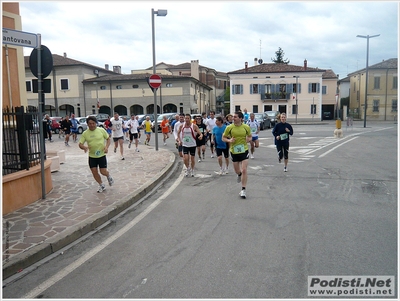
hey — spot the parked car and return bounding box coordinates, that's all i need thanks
[151,113,177,132]
[87,113,109,122]
[265,110,280,126]
[253,113,271,130]
[75,117,89,134]
[323,111,333,120]
[137,114,155,126]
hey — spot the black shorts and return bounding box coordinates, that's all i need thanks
[129,132,138,140]
[216,146,229,158]
[113,136,124,142]
[63,129,71,135]
[89,155,107,169]
[196,138,206,147]
[230,150,249,162]
[182,146,196,156]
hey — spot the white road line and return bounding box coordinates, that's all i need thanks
[318,136,359,158]
[23,169,185,299]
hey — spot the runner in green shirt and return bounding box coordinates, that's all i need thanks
[223,111,252,199]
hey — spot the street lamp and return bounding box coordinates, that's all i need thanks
[151,8,167,151]
[356,34,380,128]
[293,76,299,123]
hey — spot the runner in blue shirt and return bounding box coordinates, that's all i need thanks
[212,116,230,175]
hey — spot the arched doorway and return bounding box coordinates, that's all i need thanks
[163,103,177,113]
[130,105,144,115]
[146,104,160,114]
[114,105,127,116]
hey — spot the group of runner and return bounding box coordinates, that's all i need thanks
[78,110,293,198]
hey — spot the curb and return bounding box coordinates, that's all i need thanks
[3,152,177,280]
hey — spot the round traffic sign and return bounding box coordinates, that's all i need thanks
[149,74,162,89]
[29,45,53,78]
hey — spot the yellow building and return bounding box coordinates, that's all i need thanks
[349,58,398,121]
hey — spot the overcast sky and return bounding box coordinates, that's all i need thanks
[19,1,398,79]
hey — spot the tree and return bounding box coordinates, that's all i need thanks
[271,47,290,64]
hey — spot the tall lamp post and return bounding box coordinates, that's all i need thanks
[293,76,299,123]
[356,34,380,128]
[152,8,167,151]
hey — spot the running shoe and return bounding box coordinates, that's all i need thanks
[185,168,190,177]
[107,175,114,186]
[284,166,287,172]
[191,169,195,177]
[114,147,117,153]
[97,184,106,193]
[136,148,140,152]
[211,154,214,158]
[121,156,125,160]
[250,154,254,159]
[237,173,241,183]
[128,143,131,148]
[224,168,229,174]
[239,189,246,199]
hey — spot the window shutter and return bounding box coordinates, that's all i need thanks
[308,83,312,93]
[322,86,327,94]
[317,83,320,93]
[260,84,265,100]
[240,85,243,94]
[299,83,301,93]
[288,84,293,94]
[250,84,253,94]
[232,85,235,95]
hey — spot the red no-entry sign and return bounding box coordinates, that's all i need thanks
[148,74,162,89]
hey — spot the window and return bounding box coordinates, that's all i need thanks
[373,99,379,112]
[310,104,316,114]
[264,105,272,111]
[60,78,69,90]
[292,105,298,114]
[26,80,32,92]
[308,83,320,93]
[235,105,241,112]
[166,83,173,87]
[391,99,397,112]
[100,86,106,90]
[252,105,258,113]
[232,84,243,94]
[116,85,122,89]
[132,84,139,88]
[322,86,327,95]
[373,77,380,89]
[250,84,259,94]
[393,76,398,89]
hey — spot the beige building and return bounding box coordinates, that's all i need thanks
[2,2,27,109]
[228,59,339,120]
[348,58,397,121]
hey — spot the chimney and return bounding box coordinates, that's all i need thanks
[304,59,307,70]
[105,64,109,70]
[191,60,199,80]
[63,52,67,58]
[254,58,258,66]
[245,62,248,72]
[113,65,121,74]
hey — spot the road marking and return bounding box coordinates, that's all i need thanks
[22,169,185,299]
[318,136,359,158]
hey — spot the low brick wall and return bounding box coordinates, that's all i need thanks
[2,160,53,215]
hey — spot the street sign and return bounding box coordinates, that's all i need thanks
[29,45,53,78]
[148,74,162,89]
[2,28,38,48]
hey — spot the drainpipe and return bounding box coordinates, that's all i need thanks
[52,67,58,115]
[384,68,389,121]
[109,81,113,114]
[5,45,13,108]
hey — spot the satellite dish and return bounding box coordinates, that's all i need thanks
[258,59,263,64]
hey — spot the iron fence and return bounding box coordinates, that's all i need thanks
[2,106,43,175]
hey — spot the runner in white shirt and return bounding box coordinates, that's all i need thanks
[110,112,126,160]
[205,111,217,158]
[246,113,260,159]
[173,114,185,158]
[125,114,140,152]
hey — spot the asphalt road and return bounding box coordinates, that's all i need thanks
[3,121,397,299]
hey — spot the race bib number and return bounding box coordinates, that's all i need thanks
[233,144,245,153]
[280,133,288,140]
[95,150,101,156]
[251,127,257,133]
[183,134,191,143]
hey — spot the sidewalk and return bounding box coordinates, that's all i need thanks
[2,136,176,279]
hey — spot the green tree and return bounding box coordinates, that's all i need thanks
[271,47,290,64]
